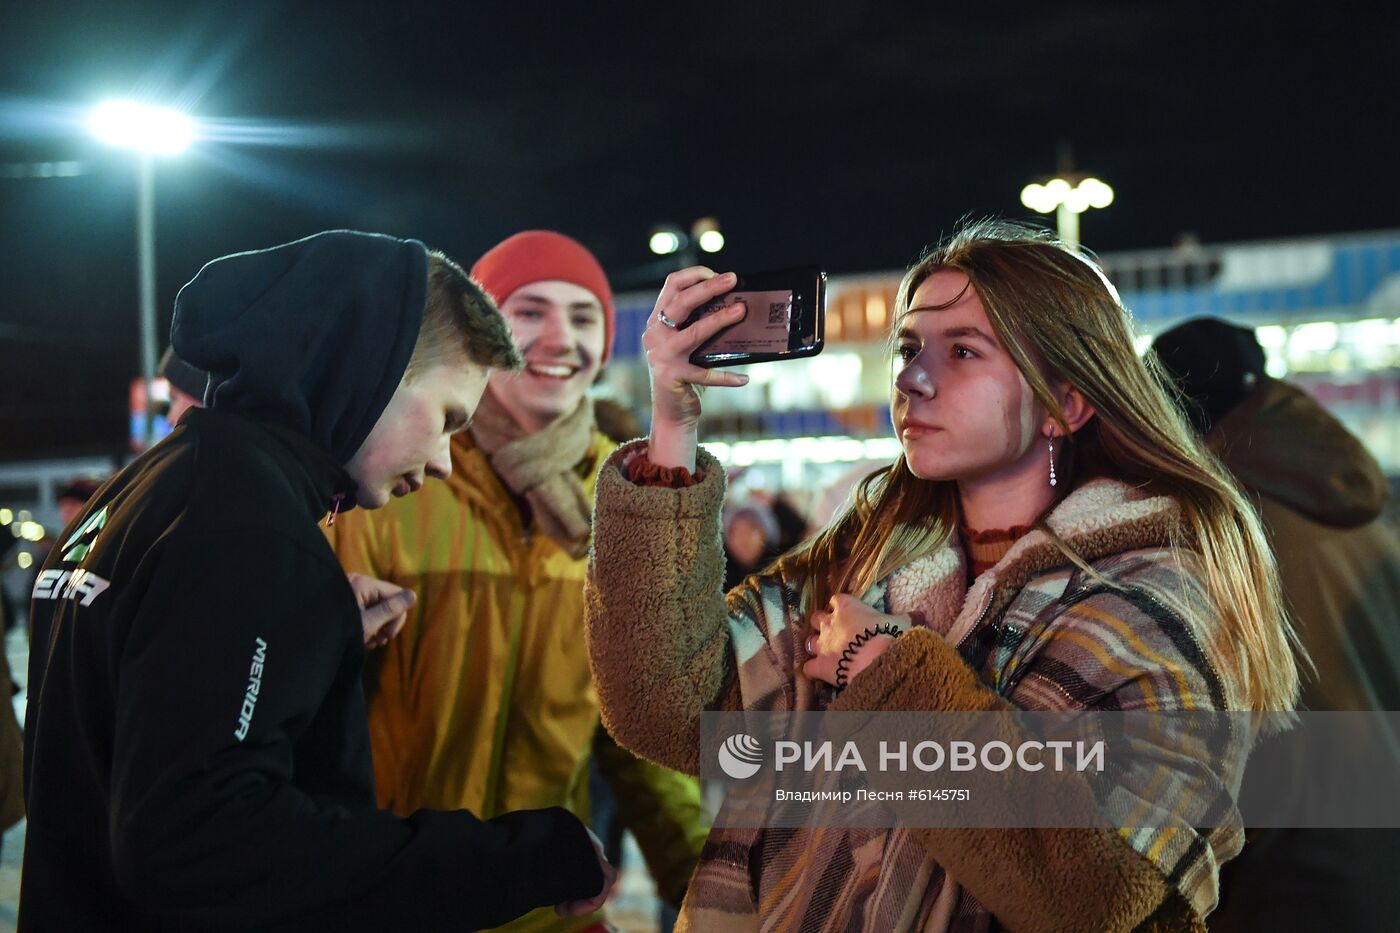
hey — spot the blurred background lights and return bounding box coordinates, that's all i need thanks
[1290,321,1340,354]
[0,161,86,179]
[89,100,195,155]
[1079,177,1114,209]
[649,218,725,261]
[706,435,903,468]
[648,228,682,255]
[1020,176,1115,216]
[1019,184,1050,213]
[692,217,724,254]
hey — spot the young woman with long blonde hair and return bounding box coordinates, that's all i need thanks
[585,220,1301,932]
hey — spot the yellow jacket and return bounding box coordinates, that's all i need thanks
[327,431,706,932]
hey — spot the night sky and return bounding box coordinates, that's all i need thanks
[1,0,1396,454]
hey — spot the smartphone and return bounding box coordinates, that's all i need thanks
[684,266,826,367]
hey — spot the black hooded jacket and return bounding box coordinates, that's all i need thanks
[21,231,603,931]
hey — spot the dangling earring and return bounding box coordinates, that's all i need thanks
[1048,436,1057,488]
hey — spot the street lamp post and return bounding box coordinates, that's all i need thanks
[89,100,195,448]
[136,152,157,443]
[1020,149,1113,249]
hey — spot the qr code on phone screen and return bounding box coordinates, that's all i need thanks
[767,302,787,325]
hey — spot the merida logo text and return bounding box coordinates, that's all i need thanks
[32,568,112,607]
[233,637,268,742]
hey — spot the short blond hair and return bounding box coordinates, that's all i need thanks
[405,252,522,381]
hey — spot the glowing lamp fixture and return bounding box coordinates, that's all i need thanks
[692,216,725,253]
[1019,167,1113,248]
[1020,176,1114,215]
[89,100,195,156]
[649,218,726,258]
[649,227,684,256]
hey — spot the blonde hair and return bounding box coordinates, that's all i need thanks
[405,252,522,381]
[776,219,1303,712]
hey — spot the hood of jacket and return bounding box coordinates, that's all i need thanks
[171,229,427,467]
[1208,377,1389,529]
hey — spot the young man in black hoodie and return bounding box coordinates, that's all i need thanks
[21,230,615,931]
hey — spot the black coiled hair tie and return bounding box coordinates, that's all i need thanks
[835,623,903,690]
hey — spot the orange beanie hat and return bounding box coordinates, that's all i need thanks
[470,230,615,363]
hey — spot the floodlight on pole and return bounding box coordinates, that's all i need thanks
[649,226,685,256]
[648,217,724,268]
[691,217,725,254]
[1019,144,1113,249]
[697,230,725,253]
[89,100,195,155]
[89,99,196,449]
[1020,176,1113,249]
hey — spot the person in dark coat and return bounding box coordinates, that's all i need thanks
[1152,317,1400,933]
[21,231,614,931]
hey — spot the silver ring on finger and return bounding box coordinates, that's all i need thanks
[655,309,680,329]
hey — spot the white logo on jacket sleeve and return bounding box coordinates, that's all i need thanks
[233,637,268,741]
[31,568,112,607]
[61,506,108,563]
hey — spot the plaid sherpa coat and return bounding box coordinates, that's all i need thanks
[586,441,1250,933]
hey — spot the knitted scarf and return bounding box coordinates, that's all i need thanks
[469,393,596,558]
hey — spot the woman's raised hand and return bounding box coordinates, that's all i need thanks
[643,267,751,470]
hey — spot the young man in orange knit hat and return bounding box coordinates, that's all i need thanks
[328,231,707,933]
